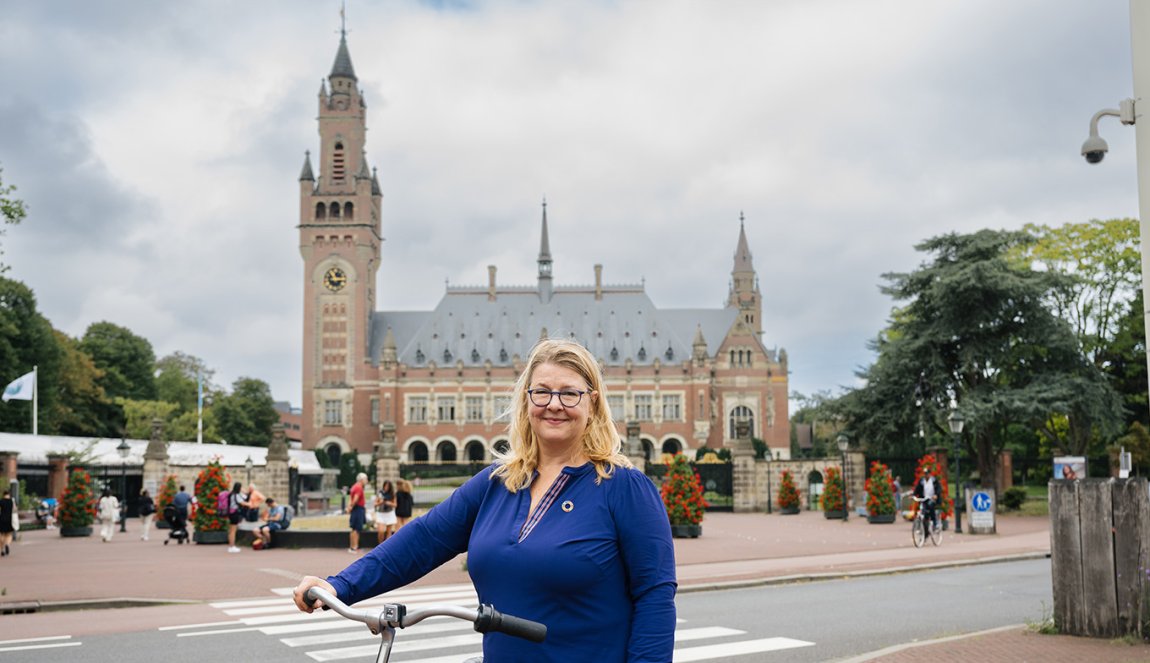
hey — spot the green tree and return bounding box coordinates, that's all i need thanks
[1097,289,1148,429]
[0,278,62,434]
[155,351,215,414]
[843,229,1123,483]
[78,321,157,401]
[213,377,278,447]
[0,167,28,274]
[51,330,120,437]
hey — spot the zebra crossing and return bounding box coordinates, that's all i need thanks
[164,583,815,661]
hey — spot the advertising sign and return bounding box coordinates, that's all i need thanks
[1053,456,1086,480]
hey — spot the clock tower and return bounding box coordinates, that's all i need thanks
[299,30,383,455]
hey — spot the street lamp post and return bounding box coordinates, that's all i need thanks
[947,407,966,534]
[836,434,849,522]
[245,455,254,487]
[116,438,130,533]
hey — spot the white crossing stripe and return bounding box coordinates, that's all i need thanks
[0,636,73,646]
[0,635,82,653]
[674,626,745,642]
[306,632,484,661]
[158,620,242,631]
[0,642,83,653]
[672,636,815,661]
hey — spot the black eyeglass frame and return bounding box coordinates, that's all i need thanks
[526,388,593,408]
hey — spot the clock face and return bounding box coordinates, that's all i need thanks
[323,267,348,292]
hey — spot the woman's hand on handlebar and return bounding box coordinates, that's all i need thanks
[293,576,336,613]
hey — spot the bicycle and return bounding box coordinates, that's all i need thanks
[304,586,547,663]
[911,496,943,548]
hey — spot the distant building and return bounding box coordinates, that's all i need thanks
[299,32,790,465]
[273,401,303,447]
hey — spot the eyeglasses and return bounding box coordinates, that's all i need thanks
[526,388,591,408]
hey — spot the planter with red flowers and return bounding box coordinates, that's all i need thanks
[192,458,231,544]
[58,468,97,537]
[820,466,846,519]
[865,461,897,524]
[661,453,707,538]
[777,468,801,515]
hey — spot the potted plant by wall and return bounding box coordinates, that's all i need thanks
[820,466,846,519]
[661,453,706,537]
[155,473,178,529]
[58,468,97,537]
[865,461,897,524]
[914,453,952,529]
[192,458,231,544]
[777,469,801,515]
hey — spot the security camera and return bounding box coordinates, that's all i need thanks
[1081,134,1108,164]
[1081,99,1136,165]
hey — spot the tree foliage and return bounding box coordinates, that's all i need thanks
[78,321,157,402]
[0,167,27,274]
[213,377,278,446]
[0,277,62,434]
[840,229,1123,482]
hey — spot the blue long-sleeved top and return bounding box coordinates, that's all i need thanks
[327,462,677,662]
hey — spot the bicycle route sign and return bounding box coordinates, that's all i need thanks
[967,488,996,533]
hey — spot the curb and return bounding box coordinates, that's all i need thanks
[837,623,1025,662]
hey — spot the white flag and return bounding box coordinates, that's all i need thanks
[2,371,35,402]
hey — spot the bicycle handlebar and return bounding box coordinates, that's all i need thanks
[304,587,547,643]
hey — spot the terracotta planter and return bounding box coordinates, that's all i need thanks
[670,524,702,538]
[823,510,846,520]
[193,530,228,545]
[779,505,800,515]
[867,513,896,524]
[60,526,93,537]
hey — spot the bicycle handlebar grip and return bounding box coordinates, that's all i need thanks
[474,604,547,643]
[304,587,333,610]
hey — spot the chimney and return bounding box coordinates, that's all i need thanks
[488,265,497,301]
[594,264,603,301]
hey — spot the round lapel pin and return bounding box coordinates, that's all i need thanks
[561,500,574,512]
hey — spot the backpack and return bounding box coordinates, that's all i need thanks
[280,505,293,530]
[217,490,232,516]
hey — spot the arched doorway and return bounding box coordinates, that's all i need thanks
[408,441,429,463]
[662,437,684,457]
[641,439,654,462]
[464,439,486,462]
[324,443,342,468]
[437,440,458,463]
[492,439,510,455]
[807,470,824,511]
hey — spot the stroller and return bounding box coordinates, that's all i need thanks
[162,504,189,545]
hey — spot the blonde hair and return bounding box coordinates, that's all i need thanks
[492,339,631,492]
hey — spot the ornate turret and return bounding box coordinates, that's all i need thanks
[537,199,553,303]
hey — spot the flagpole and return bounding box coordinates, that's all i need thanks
[32,365,37,436]
[197,371,203,444]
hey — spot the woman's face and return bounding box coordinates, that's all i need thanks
[527,362,594,450]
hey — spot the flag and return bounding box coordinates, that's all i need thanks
[2,371,35,402]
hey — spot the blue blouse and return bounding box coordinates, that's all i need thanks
[327,463,677,662]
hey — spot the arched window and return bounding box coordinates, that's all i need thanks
[330,202,341,218]
[641,439,654,462]
[493,439,510,454]
[408,441,428,463]
[315,202,327,220]
[728,405,754,439]
[344,202,354,220]
[437,440,458,463]
[333,142,346,181]
[465,440,486,462]
[324,443,341,468]
[661,438,682,456]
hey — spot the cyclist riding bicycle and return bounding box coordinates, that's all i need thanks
[913,467,942,534]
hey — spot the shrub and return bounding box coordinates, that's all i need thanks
[193,458,231,532]
[660,453,707,526]
[157,474,178,513]
[865,461,896,516]
[777,469,800,510]
[820,466,845,512]
[1002,486,1028,510]
[58,469,97,528]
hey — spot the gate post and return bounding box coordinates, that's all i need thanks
[731,417,757,513]
[1050,478,1150,638]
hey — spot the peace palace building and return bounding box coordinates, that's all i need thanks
[299,34,790,466]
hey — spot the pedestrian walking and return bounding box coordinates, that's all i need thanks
[347,473,367,553]
[138,489,156,541]
[893,475,902,512]
[374,480,397,544]
[98,488,120,542]
[394,479,413,529]
[0,489,16,557]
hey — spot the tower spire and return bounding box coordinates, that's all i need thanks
[727,212,761,336]
[537,198,553,302]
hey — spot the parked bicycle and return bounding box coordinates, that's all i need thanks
[304,586,546,663]
[911,495,943,547]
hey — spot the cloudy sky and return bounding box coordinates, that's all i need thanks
[0,0,1141,411]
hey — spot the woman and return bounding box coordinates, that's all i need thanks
[294,339,676,661]
[0,489,15,557]
[394,479,413,529]
[98,488,120,542]
[226,482,245,554]
[138,489,156,541]
[374,480,397,544]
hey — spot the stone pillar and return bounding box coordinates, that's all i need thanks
[732,417,757,513]
[374,422,401,488]
[846,450,865,513]
[997,449,1014,492]
[265,423,291,503]
[0,451,18,494]
[625,421,645,473]
[47,453,70,501]
[143,418,170,496]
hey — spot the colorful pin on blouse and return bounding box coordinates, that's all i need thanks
[561,500,574,512]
